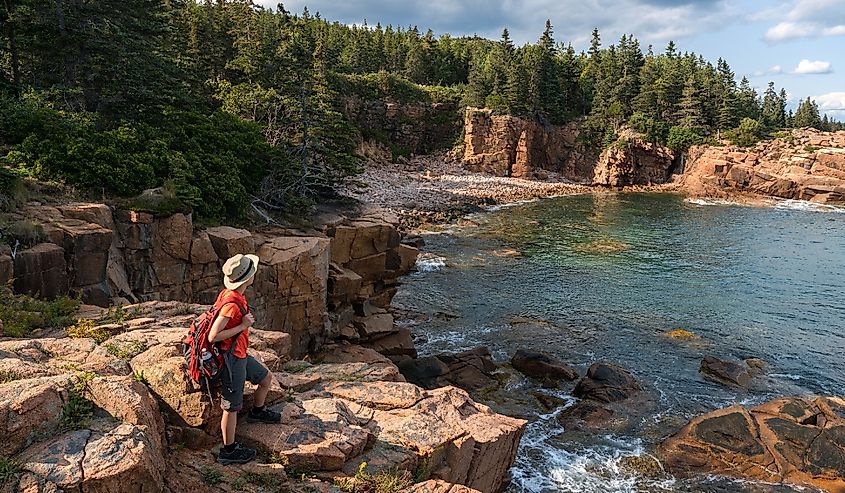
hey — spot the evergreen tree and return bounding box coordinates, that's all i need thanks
[793,97,823,129]
[677,75,703,128]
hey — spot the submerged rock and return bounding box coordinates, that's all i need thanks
[699,355,753,387]
[573,363,642,403]
[659,396,845,492]
[511,349,579,385]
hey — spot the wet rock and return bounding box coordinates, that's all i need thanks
[557,400,616,431]
[399,356,453,389]
[511,349,578,385]
[362,327,417,360]
[659,396,845,492]
[699,356,752,387]
[398,348,497,392]
[573,363,642,403]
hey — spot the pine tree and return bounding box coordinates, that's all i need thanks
[793,97,823,129]
[677,75,703,128]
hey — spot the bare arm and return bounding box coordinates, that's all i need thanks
[208,313,254,343]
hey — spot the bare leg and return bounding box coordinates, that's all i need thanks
[221,410,237,445]
[253,373,272,408]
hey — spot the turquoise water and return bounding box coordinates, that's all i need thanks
[394,193,845,492]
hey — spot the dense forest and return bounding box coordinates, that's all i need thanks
[0,1,841,220]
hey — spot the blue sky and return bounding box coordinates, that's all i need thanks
[261,0,845,119]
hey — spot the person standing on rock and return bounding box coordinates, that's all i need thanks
[209,254,281,465]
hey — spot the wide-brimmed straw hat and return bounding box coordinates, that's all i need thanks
[222,254,259,290]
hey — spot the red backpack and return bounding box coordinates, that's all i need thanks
[182,294,246,394]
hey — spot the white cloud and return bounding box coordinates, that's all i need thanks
[752,65,784,77]
[793,59,832,74]
[763,0,845,42]
[264,0,737,47]
[815,92,845,111]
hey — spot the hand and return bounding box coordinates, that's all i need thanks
[241,313,255,330]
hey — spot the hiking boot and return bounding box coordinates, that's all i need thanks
[217,443,256,465]
[246,406,282,423]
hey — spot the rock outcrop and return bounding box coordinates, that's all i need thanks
[659,396,845,492]
[399,347,498,392]
[463,108,595,181]
[679,128,845,204]
[592,133,676,187]
[344,97,461,158]
[0,302,525,493]
[3,203,418,360]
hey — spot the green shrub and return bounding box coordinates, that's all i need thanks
[0,370,22,384]
[0,290,80,337]
[0,456,20,485]
[200,467,223,486]
[230,472,282,491]
[67,319,110,344]
[667,126,706,152]
[804,145,820,153]
[61,372,95,431]
[628,112,669,145]
[336,462,412,493]
[725,118,764,147]
[0,219,46,248]
[0,167,27,211]
[104,340,146,360]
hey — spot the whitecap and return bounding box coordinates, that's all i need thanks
[770,373,803,381]
[685,198,743,207]
[774,199,845,213]
[415,253,446,272]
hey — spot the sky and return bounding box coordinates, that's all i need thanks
[259,0,845,119]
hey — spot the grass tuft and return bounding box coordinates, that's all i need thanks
[67,319,110,344]
[335,462,412,493]
[0,456,21,485]
[200,466,223,486]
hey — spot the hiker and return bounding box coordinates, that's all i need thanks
[208,253,281,465]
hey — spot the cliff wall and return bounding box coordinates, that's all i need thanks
[462,108,676,186]
[678,129,845,204]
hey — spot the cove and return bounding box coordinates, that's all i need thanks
[395,192,845,492]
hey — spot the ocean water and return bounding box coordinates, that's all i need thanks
[393,193,845,493]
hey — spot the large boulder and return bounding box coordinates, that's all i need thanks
[18,423,164,493]
[253,236,330,358]
[129,344,215,429]
[511,349,578,384]
[86,376,166,452]
[659,396,845,492]
[0,376,71,456]
[399,348,498,392]
[573,363,641,403]
[205,226,254,260]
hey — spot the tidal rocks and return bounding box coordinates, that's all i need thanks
[573,363,642,403]
[399,347,497,392]
[511,349,579,385]
[659,396,845,492]
[699,355,754,387]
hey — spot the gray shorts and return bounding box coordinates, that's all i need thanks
[219,354,269,412]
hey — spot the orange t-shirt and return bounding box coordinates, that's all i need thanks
[215,289,250,359]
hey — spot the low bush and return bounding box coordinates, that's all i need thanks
[67,319,110,344]
[724,118,764,147]
[0,290,80,337]
[60,372,95,431]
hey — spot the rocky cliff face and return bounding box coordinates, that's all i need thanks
[462,109,676,186]
[463,108,595,181]
[344,97,461,159]
[678,129,845,204]
[592,131,676,187]
[2,204,419,359]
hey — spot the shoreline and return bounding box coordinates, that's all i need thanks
[342,154,844,232]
